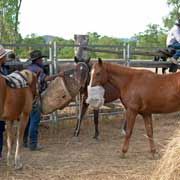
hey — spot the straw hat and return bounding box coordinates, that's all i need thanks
[0,45,12,59]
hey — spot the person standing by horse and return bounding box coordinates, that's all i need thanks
[23,50,60,151]
[167,19,180,72]
[0,45,12,160]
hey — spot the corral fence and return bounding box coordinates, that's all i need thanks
[1,42,176,125]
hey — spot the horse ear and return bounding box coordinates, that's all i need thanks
[85,57,91,64]
[98,58,102,65]
[74,56,79,64]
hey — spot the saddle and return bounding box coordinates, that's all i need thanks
[0,71,29,88]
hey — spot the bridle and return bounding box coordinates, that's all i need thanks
[76,61,91,88]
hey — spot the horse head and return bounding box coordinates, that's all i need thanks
[89,58,108,87]
[74,56,91,89]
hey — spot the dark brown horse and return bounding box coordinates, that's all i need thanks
[41,58,126,139]
[88,58,180,158]
[73,57,126,138]
[0,70,39,169]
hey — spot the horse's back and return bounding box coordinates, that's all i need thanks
[126,72,180,113]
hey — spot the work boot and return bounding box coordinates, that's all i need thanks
[23,142,28,148]
[29,144,43,151]
[169,63,178,73]
[169,57,178,65]
[0,153,2,160]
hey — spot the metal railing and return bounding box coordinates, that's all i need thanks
[1,42,173,123]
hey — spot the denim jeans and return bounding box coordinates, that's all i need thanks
[0,121,5,155]
[169,42,180,60]
[23,104,41,149]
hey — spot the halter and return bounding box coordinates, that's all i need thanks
[77,61,90,88]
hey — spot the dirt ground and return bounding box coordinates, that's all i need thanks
[0,113,179,180]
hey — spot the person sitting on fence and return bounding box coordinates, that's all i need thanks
[23,50,60,151]
[166,19,180,72]
[0,45,13,160]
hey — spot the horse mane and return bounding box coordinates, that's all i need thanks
[104,62,154,76]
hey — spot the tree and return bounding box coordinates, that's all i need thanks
[133,24,167,59]
[135,24,167,48]
[163,0,180,29]
[0,0,22,43]
[18,34,47,58]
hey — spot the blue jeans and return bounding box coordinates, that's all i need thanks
[0,121,5,155]
[169,42,180,60]
[23,105,41,149]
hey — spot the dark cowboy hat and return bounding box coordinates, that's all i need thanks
[29,50,47,62]
[175,19,180,26]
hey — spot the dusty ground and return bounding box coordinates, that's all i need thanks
[0,113,179,180]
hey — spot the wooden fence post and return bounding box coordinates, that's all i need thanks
[74,34,89,60]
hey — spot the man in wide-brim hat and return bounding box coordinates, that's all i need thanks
[23,49,61,151]
[28,50,48,62]
[166,19,180,72]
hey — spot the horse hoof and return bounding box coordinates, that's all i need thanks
[73,133,78,137]
[15,163,23,170]
[7,159,14,167]
[120,129,126,137]
[93,135,99,140]
[71,136,81,144]
[120,153,126,159]
[150,152,160,160]
[72,136,79,140]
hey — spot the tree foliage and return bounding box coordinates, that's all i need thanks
[0,0,22,43]
[163,0,180,29]
[135,24,167,48]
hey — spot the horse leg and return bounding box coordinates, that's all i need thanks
[155,68,158,74]
[120,119,127,136]
[121,109,137,158]
[142,114,156,159]
[162,68,166,74]
[15,112,29,170]
[93,109,99,139]
[74,97,89,137]
[6,120,14,167]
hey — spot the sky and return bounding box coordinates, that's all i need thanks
[19,0,170,40]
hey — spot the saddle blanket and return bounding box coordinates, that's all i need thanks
[0,71,29,88]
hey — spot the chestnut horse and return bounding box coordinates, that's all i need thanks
[0,70,39,169]
[88,58,180,158]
